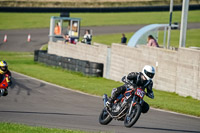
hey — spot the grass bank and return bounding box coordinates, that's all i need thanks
[92,29,200,48]
[1,0,199,8]
[0,51,200,117]
[0,122,88,133]
[0,10,200,29]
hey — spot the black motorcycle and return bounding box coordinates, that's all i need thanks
[99,81,146,127]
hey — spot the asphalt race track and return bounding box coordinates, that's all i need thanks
[0,72,200,133]
[0,23,200,52]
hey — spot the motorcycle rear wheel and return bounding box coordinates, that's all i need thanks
[99,108,112,125]
[124,104,141,128]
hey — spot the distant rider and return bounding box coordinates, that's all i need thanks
[0,61,12,96]
[106,65,155,113]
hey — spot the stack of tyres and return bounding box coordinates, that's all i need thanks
[46,54,54,66]
[38,52,46,63]
[81,61,103,77]
[34,50,40,61]
[89,62,103,77]
[42,53,48,64]
[50,54,57,66]
[61,57,69,69]
[75,59,80,72]
[78,60,89,73]
[55,56,63,67]
[37,52,42,62]
[67,58,76,71]
[35,50,104,77]
[61,57,77,71]
[81,60,91,76]
[46,54,50,65]
[34,50,47,62]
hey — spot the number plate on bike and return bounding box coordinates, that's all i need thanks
[135,88,145,99]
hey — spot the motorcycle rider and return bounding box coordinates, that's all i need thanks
[0,61,12,96]
[106,65,155,113]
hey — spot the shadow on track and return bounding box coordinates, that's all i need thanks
[134,126,200,133]
[0,110,93,117]
[9,77,46,96]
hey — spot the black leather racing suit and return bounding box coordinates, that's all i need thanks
[110,72,154,113]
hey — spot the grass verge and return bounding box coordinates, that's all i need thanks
[0,51,200,117]
[1,0,199,8]
[40,44,48,50]
[0,10,200,29]
[0,122,88,133]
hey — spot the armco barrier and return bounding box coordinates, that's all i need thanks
[1,5,199,13]
[34,50,103,77]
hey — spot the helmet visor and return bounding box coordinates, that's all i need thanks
[144,70,154,79]
[1,66,7,72]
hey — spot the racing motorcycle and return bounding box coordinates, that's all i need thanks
[0,75,9,97]
[99,80,146,128]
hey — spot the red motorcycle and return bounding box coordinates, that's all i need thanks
[99,80,146,128]
[0,75,9,97]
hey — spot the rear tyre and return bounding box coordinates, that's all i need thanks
[99,108,112,125]
[124,104,142,128]
[3,89,8,96]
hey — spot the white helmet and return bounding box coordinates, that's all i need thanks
[142,65,155,80]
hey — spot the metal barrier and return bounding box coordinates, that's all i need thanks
[1,5,200,13]
[34,50,103,77]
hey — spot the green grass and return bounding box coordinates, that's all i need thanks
[93,33,134,46]
[92,29,200,48]
[0,13,57,29]
[0,10,200,29]
[0,122,88,133]
[145,90,200,116]
[40,44,48,50]
[1,52,122,96]
[0,51,200,117]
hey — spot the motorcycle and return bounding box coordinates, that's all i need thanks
[0,74,9,97]
[99,80,146,128]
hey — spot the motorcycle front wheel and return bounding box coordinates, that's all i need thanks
[99,108,112,125]
[124,104,142,128]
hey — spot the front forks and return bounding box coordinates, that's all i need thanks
[103,94,108,107]
[128,96,135,116]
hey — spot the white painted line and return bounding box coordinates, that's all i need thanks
[150,107,200,119]
[14,78,30,80]
[11,71,200,119]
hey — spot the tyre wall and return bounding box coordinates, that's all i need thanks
[48,42,108,77]
[34,50,104,77]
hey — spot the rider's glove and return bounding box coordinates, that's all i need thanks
[106,101,111,107]
[121,76,128,83]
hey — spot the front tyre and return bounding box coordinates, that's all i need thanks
[124,104,142,128]
[3,89,8,96]
[99,108,112,125]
